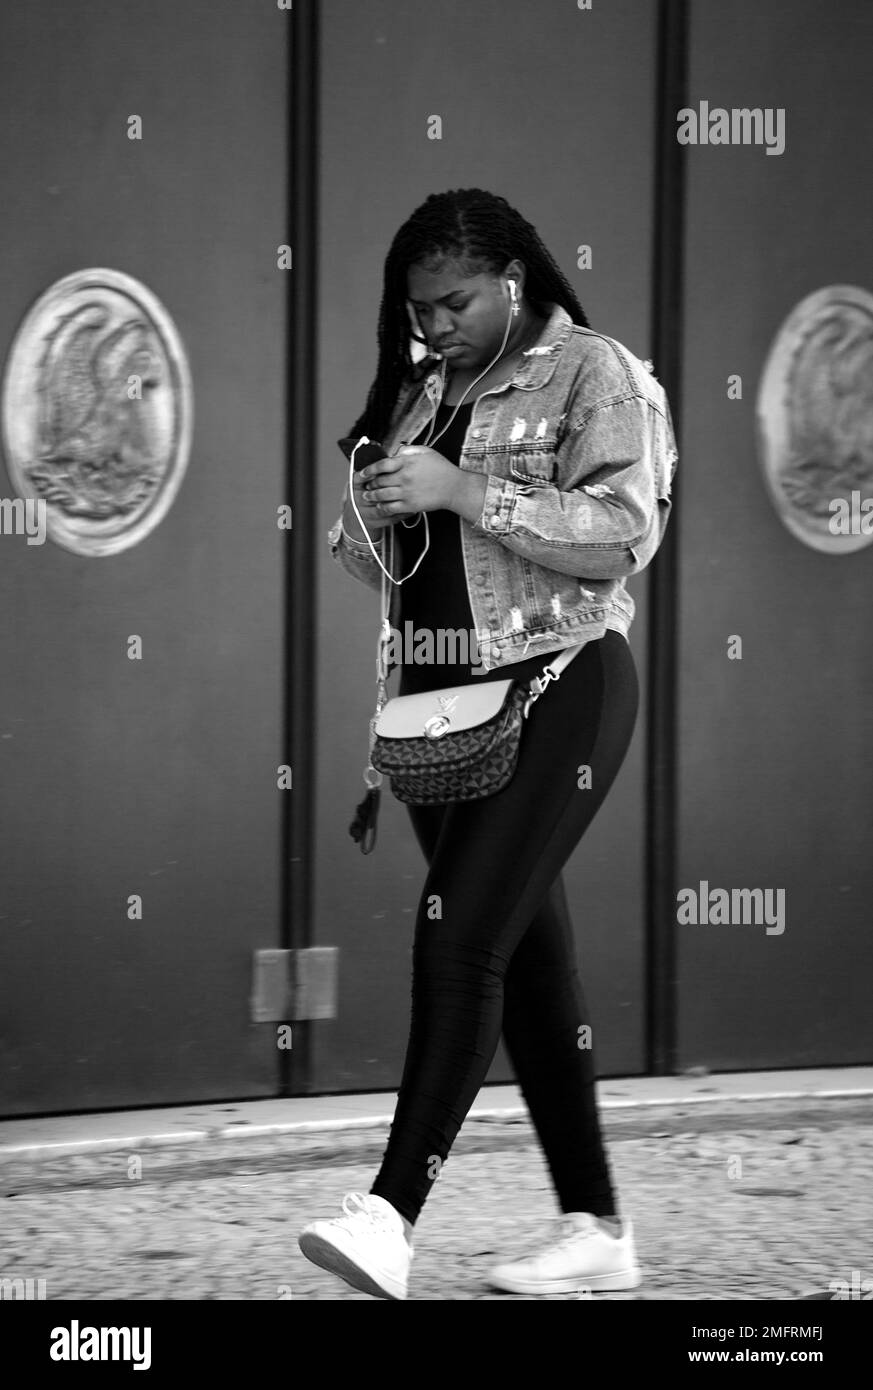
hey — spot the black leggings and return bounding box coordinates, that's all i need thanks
[370,629,640,1226]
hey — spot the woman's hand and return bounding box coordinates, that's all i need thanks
[359,446,460,514]
[343,468,408,534]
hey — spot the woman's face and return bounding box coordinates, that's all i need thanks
[406,256,518,372]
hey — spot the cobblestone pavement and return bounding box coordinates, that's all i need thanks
[1,1100,871,1300]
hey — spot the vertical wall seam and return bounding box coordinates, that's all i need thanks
[282,0,319,1097]
[646,0,687,1075]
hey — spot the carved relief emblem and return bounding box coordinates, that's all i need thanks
[756,285,873,553]
[1,268,193,555]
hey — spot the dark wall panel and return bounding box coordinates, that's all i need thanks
[0,1,287,1113]
[677,0,873,1067]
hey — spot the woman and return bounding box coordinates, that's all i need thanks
[300,188,677,1299]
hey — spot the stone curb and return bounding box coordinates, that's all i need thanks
[1,1085,870,1173]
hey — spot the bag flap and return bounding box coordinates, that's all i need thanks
[374,679,514,738]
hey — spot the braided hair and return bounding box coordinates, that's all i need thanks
[347,188,590,442]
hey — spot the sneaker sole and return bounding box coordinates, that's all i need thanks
[298,1229,407,1300]
[488,1265,642,1296]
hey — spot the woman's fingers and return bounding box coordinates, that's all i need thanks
[355,455,425,515]
[363,456,401,475]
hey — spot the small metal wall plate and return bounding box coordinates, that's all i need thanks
[251,948,339,1022]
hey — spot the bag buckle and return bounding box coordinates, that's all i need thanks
[423,713,452,739]
[523,664,559,719]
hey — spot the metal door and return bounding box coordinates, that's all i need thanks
[312,0,658,1090]
[0,0,288,1114]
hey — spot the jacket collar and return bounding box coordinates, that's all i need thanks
[509,301,574,388]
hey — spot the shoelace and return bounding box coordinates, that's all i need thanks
[337,1192,399,1234]
[547,1216,602,1253]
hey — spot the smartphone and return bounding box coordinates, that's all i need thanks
[338,437,386,471]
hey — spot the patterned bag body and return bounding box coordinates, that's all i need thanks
[370,678,529,804]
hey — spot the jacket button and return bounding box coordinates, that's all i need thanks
[471,427,482,438]
[474,574,486,585]
[490,513,501,526]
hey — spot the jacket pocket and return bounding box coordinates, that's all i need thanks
[507,440,558,483]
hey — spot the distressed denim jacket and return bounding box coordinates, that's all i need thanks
[327,302,678,672]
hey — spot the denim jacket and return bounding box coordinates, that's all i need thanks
[327,302,678,672]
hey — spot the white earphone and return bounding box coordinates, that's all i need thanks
[508,277,519,313]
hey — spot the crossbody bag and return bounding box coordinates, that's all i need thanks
[349,523,584,853]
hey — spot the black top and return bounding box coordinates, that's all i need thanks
[394,400,566,695]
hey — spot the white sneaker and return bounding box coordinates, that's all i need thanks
[298,1192,413,1300]
[488,1212,641,1295]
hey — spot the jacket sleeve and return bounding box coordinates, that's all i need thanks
[470,391,677,581]
[327,482,386,596]
[326,368,427,593]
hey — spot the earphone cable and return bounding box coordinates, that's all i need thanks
[346,284,520,587]
[346,444,431,584]
[422,291,516,449]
